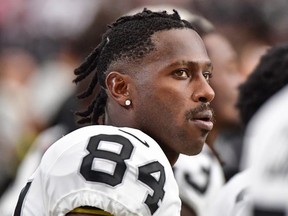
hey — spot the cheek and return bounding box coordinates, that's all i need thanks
[156,85,188,112]
[136,84,187,122]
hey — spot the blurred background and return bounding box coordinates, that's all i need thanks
[0,0,287,201]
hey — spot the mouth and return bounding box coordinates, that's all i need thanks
[188,110,214,131]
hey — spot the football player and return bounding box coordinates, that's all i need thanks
[208,43,288,216]
[14,8,214,216]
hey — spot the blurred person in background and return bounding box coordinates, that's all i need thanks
[208,43,288,216]
[236,84,288,216]
[0,47,40,196]
[253,0,288,44]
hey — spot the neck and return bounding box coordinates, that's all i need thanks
[104,102,136,128]
[168,153,179,166]
[160,144,179,166]
[105,107,179,166]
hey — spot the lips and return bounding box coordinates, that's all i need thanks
[190,110,214,131]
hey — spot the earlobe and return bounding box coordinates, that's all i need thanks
[106,71,131,106]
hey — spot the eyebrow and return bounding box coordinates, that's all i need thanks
[167,60,213,71]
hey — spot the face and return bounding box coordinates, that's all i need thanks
[130,29,215,159]
[203,33,244,128]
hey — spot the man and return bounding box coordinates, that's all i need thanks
[208,43,288,216]
[14,9,214,215]
[238,84,288,216]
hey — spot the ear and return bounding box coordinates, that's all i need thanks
[105,71,131,106]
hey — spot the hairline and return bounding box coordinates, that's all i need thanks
[105,26,195,76]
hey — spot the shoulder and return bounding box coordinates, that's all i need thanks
[242,85,288,169]
[238,86,288,216]
[18,125,181,216]
[40,125,169,171]
[174,145,225,184]
[173,144,225,216]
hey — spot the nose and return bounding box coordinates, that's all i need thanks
[192,77,215,103]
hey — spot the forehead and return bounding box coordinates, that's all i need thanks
[149,28,210,64]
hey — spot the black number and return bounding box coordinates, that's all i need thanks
[138,161,166,215]
[80,134,166,215]
[184,165,211,194]
[80,134,133,186]
[253,206,285,216]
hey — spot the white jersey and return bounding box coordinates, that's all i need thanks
[14,125,181,216]
[239,85,288,216]
[207,169,251,216]
[173,144,225,216]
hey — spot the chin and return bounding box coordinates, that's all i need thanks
[182,142,204,156]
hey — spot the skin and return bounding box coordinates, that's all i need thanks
[203,33,244,146]
[105,28,215,165]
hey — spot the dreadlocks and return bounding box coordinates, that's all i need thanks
[73,8,195,125]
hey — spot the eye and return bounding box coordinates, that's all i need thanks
[173,69,190,79]
[203,71,212,82]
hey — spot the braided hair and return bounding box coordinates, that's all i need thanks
[73,8,195,125]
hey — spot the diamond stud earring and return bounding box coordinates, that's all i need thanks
[125,99,131,106]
